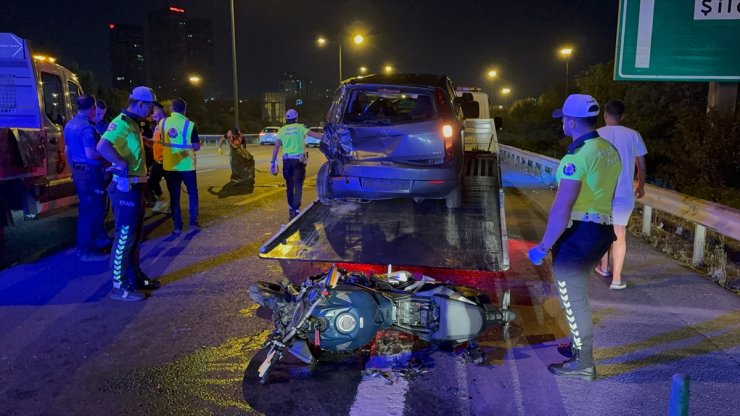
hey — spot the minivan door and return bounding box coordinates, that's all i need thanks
[39,71,67,180]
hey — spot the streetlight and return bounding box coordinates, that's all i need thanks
[559,47,574,96]
[188,75,202,86]
[230,0,239,130]
[486,69,498,98]
[501,87,511,107]
[384,65,393,74]
[359,66,368,75]
[317,33,365,84]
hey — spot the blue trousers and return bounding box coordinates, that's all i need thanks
[164,170,199,229]
[72,165,108,253]
[282,159,306,212]
[551,220,615,366]
[108,182,145,289]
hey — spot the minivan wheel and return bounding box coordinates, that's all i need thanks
[317,162,333,205]
[445,185,461,209]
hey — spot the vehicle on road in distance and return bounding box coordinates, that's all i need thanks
[258,126,279,145]
[304,126,324,148]
[1,32,81,241]
[317,73,465,209]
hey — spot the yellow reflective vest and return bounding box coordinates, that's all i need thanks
[159,112,196,171]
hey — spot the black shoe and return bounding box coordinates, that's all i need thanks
[189,223,201,231]
[171,227,182,236]
[134,277,162,291]
[547,350,596,381]
[557,342,574,358]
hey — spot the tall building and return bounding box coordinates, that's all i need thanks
[185,17,214,90]
[108,24,146,91]
[262,92,286,124]
[279,72,307,98]
[147,6,189,97]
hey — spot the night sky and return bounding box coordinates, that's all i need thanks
[3,0,619,101]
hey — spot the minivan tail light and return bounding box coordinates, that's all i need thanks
[442,124,453,138]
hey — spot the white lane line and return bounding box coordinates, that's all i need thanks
[197,169,217,173]
[197,154,219,158]
[349,374,409,416]
[635,0,655,68]
[454,359,472,416]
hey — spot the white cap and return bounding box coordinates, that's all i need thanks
[552,94,600,118]
[129,86,161,107]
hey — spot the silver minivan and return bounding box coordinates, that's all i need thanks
[317,74,465,208]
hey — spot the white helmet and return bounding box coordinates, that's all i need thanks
[286,109,298,120]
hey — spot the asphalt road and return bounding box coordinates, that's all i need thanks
[0,149,738,416]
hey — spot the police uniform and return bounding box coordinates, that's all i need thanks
[276,122,309,218]
[159,111,199,232]
[64,113,110,258]
[102,111,150,290]
[550,130,621,377]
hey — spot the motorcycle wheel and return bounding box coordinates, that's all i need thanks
[249,281,284,309]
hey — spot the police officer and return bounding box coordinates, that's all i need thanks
[528,94,621,381]
[159,98,200,234]
[64,94,110,261]
[270,109,322,220]
[96,86,162,301]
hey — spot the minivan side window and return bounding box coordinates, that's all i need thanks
[41,72,65,125]
[68,81,82,113]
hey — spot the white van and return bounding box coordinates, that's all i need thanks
[0,32,82,229]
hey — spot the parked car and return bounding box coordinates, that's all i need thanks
[317,73,465,208]
[258,126,279,145]
[304,126,324,148]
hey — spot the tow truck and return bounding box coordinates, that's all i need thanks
[259,85,508,272]
[0,33,82,242]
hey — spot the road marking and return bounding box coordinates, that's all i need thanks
[198,154,219,158]
[197,169,216,173]
[635,0,655,68]
[349,372,409,416]
[234,187,285,206]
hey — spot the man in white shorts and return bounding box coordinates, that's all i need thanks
[594,99,647,289]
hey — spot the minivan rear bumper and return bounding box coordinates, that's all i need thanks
[327,161,460,200]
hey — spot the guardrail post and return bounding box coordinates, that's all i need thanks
[668,373,690,416]
[642,205,653,237]
[692,224,706,266]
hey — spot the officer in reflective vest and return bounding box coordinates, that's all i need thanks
[159,98,201,234]
[96,86,163,301]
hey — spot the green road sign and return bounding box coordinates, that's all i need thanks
[615,0,740,81]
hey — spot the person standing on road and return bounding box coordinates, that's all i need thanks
[159,98,201,234]
[148,105,169,213]
[219,127,255,188]
[594,99,648,290]
[270,109,322,220]
[93,99,110,135]
[527,94,621,381]
[64,94,111,261]
[96,86,162,301]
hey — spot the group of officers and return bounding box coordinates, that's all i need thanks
[64,86,200,302]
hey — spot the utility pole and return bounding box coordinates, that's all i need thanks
[230,0,240,130]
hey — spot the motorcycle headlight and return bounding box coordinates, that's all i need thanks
[335,313,357,334]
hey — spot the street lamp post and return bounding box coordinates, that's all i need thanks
[487,69,497,99]
[559,47,573,97]
[501,87,511,108]
[230,0,239,130]
[318,34,364,84]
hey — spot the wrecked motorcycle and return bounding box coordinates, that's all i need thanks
[249,265,516,384]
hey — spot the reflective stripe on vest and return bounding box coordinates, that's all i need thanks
[160,115,196,171]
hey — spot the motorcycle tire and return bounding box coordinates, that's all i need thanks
[249,281,284,309]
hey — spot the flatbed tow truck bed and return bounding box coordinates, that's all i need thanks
[259,152,509,271]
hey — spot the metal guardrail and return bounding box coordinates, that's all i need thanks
[500,144,740,266]
[199,133,261,145]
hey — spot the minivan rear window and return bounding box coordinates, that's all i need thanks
[342,87,437,125]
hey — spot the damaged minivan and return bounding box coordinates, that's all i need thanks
[317,74,465,208]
